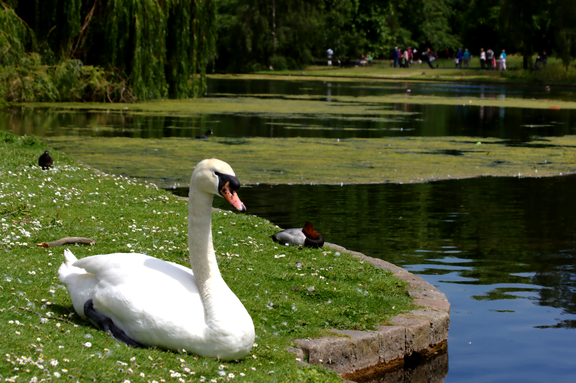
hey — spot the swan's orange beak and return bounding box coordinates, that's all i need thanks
[221,181,246,212]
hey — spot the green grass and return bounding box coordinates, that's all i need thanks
[0,131,413,382]
[253,55,575,85]
[501,63,576,84]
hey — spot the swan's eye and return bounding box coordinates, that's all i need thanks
[215,171,241,192]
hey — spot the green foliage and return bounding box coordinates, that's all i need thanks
[213,0,576,73]
[411,0,459,51]
[553,0,576,69]
[0,130,45,147]
[0,54,135,103]
[214,0,461,72]
[89,0,169,99]
[0,3,31,67]
[288,366,343,382]
[320,0,368,61]
[0,53,59,102]
[0,0,217,103]
[501,63,576,83]
[215,0,321,72]
[499,0,548,69]
[450,0,503,55]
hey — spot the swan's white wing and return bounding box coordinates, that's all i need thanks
[69,253,207,347]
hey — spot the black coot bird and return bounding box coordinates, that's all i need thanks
[269,222,324,248]
[195,129,213,139]
[38,150,53,170]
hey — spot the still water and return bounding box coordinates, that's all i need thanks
[209,76,576,102]
[173,174,576,382]
[2,78,576,140]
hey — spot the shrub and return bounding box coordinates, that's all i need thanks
[269,55,288,71]
[501,63,576,84]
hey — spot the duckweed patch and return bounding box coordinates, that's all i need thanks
[18,96,415,120]
[0,132,413,382]
[18,89,576,127]
[45,135,576,187]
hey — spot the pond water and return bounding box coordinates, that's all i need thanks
[2,77,576,141]
[2,77,576,382]
[172,174,576,382]
[208,76,576,102]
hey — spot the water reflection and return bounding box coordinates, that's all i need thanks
[354,350,449,383]
[2,101,575,140]
[171,175,576,381]
[208,77,576,102]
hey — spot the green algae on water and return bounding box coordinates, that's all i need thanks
[19,90,576,119]
[46,135,576,187]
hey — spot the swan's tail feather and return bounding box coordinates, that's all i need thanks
[63,248,78,264]
[58,249,98,319]
[58,249,85,282]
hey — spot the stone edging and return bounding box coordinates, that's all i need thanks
[286,242,450,381]
[199,205,450,380]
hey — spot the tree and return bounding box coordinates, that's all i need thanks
[1,0,217,100]
[552,0,576,69]
[499,0,548,69]
[401,0,459,52]
[216,0,322,72]
[449,0,501,56]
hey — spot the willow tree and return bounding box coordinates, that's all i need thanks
[499,0,548,69]
[3,0,216,100]
[0,3,31,67]
[553,0,576,69]
[215,0,322,72]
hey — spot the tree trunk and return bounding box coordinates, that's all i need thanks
[523,55,528,70]
[271,0,277,53]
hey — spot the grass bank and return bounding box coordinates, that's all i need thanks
[252,55,576,86]
[0,131,413,382]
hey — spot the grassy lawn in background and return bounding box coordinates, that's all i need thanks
[253,55,576,85]
[0,131,414,382]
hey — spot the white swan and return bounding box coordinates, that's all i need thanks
[58,159,255,360]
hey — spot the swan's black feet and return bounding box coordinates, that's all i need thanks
[83,299,145,348]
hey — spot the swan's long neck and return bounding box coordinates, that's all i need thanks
[188,182,240,333]
[188,184,221,290]
[185,163,254,357]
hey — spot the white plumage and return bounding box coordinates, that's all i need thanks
[58,159,254,360]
